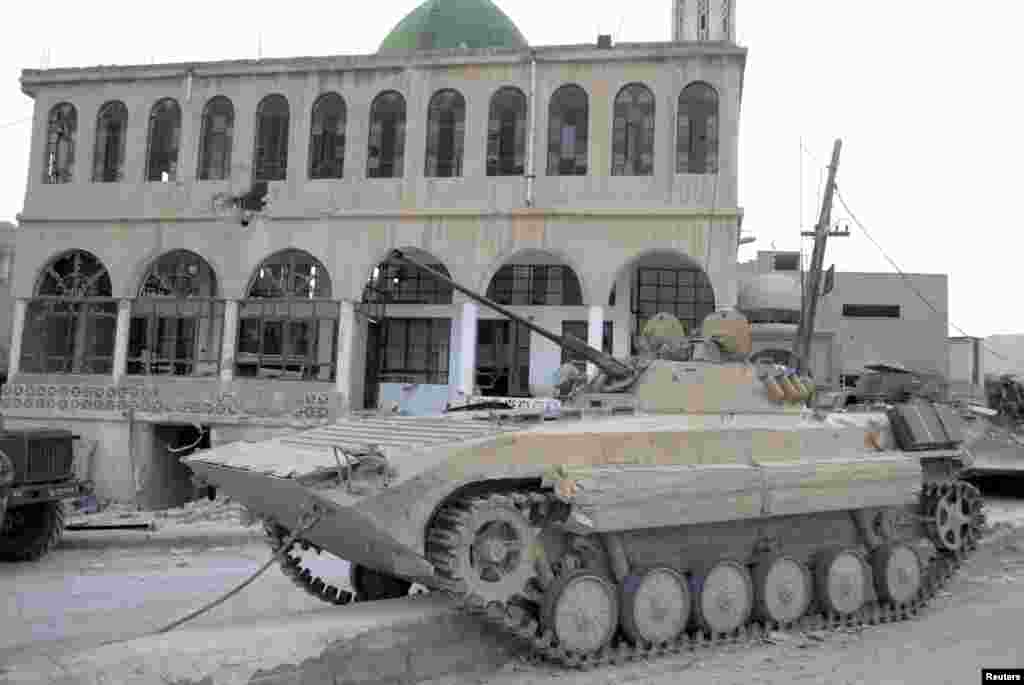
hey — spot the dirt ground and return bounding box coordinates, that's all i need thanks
[424,524,1024,685]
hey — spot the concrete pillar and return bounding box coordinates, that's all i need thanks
[335,300,356,406]
[7,299,26,377]
[459,302,478,399]
[112,299,132,382]
[587,305,604,380]
[219,300,239,382]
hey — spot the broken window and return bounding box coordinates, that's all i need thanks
[487,87,526,176]
[425,89,466,178]
[146,98,181,182]
[43,102,76,184]
[378,318,451,385]
[198,96,234,181]
[486,265,584,306]
[612,83,656,176]
[677,82,719,174]
[253,94,290,182]
[21,250,116,374]
[237,250,337,381]
[367,91,406,179]
[632,266,716,345]
[547,85,588,176]
[308,92,346,179]
[363,258,454,305]
[92,101,128,183]
[128,250,223,377]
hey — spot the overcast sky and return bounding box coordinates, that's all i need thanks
[0,1,1020,338]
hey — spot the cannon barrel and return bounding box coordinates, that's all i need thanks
[388,249,635,380]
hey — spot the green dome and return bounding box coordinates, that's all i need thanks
[378,0,528,53]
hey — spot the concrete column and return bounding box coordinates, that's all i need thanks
[587,305,604,380]
[112,299,132,382]
[7,299,26,377]
[459,302,478,399]
[219,300,239,382]
[335,300,356,405]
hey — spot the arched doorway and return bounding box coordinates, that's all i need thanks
[609,251,716,356]
[128,250,220,377]
[361,249,453,410]
[236,249,336,381]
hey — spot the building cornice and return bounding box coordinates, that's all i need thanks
[16,206,744,225]
[20,42,747,96]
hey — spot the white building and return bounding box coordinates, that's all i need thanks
[4,0,746,505]
[738,250,950,390]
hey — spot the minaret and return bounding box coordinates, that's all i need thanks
[673,0,735,42]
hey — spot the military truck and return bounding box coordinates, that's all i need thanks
[0,428,91,561]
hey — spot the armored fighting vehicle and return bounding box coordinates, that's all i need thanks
[184,249,984,668]
[0,429,90,561]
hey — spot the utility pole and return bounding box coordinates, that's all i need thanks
[792,139,846,376]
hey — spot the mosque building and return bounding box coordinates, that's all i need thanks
[3,0,947,506]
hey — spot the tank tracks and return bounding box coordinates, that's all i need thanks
[426,480,986,670]
[263,523,355,606]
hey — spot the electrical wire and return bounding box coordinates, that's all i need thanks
[834,185,1010,363]
[0,116,32,131]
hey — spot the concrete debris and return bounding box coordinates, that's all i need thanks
[68,495,259,530]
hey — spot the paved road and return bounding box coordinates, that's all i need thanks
[0,526,353,665]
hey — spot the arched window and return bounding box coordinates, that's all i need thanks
[612,83,655,176]
[632,264,716,344]
[43,103,76,184]
[146,98,181,182]
[676,82,719,174]
[308,92,346,180]
[367,91,406,179]
[197,96,234,181]
[93,101,128,183]
[425,89,466,178]
[22,250,116,374]
[129,250,223,377]
[547,85,588,176]
[486,264,583,306]
[238,250,337,381]
[487,87,526,176]
[253,94,290,182]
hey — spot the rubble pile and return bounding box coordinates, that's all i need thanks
[154,496,257,526]
[69,495,258,528]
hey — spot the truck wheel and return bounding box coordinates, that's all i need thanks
[0,501,66,562]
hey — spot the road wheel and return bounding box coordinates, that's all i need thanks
[0,501,66,562]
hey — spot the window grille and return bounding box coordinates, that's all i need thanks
[198,96,234,181]
[425,89,465,178]
[547,85,588,176]
[44,103,76,184]
[676,82,719,174]
[487,265,583,306]
[487,87,527,176]
[612,84,655,176]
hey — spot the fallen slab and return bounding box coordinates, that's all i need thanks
[0,594,516,685]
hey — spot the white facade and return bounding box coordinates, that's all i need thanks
[3,1,748,504]
[737,250,950,390]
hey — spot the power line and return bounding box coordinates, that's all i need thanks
[834,185,1010,363]
[0,115,32,131]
